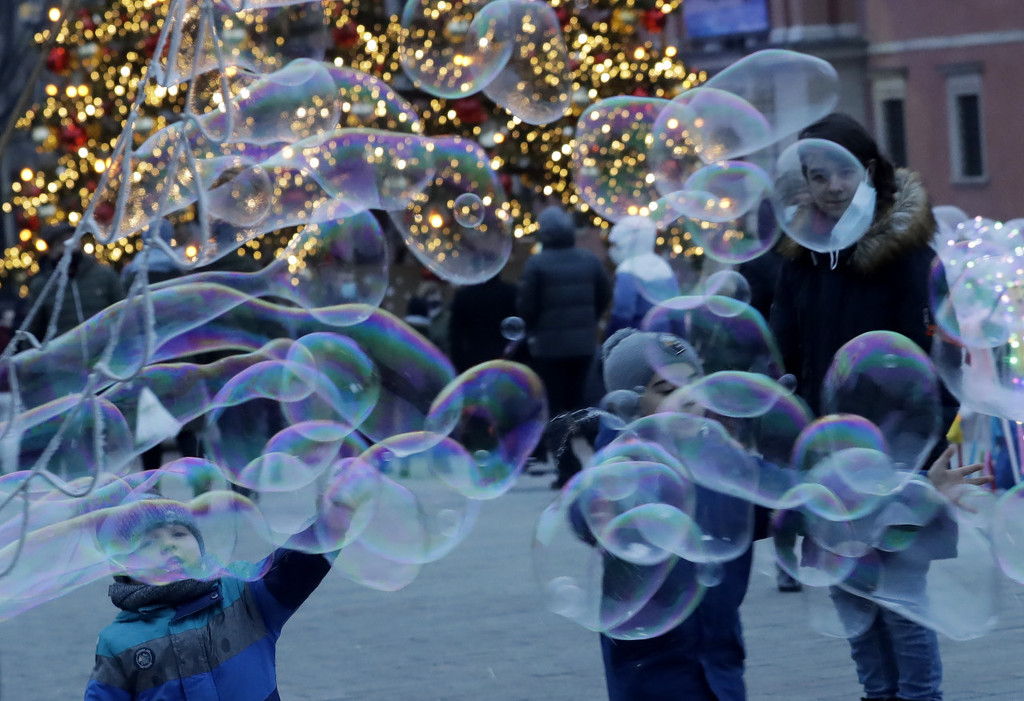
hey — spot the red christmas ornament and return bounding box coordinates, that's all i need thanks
[452,97,488,125]
[642,9,668,34]
[78,9,96,32]
[61,123,88,150]
[46,47,70,74]
[631,87,650,97]
[142,33,160,59]
[94,201,115,227]
[333,23,359,49]
[555,7,571,28]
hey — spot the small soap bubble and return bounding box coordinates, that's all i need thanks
[453,193,485,227]
[778,374,798,394]
[500,316,526,341]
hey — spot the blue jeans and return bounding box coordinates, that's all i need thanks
[831,587,943,700]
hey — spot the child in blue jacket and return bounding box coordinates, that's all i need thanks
[85,498,334,700]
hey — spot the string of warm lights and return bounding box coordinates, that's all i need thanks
[2,0,704,294]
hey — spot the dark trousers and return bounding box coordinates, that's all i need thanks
[533,355,593,485]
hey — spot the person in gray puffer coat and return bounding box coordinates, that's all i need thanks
[517,205,611,488]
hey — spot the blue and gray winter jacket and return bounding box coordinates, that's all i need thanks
[84,549,331,700]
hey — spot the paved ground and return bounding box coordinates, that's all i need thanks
[1,468,1022,700]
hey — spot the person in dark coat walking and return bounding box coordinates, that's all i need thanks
[447,274,518,373]
[769,112,950,701]
[518,205,611,488]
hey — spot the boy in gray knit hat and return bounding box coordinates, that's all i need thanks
[602,328,703,417]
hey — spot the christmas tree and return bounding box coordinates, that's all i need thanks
[1,0,700,294]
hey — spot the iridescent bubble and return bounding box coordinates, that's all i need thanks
[994,484,1024,584]
[204,162,275,229]
[652,88,772,167]
[352,441,481,565]
[192,58,340,145]
[668,161,771,223]
[702,270,752,316]
[618,414,757,561]
[479,0,571,125]
[532,464,705,639]
[680,212,779,265]
[821,331,941,471]
[778,374,798,393]
[500,316,525,341]
[933,248,1023,348]
[327,64,424,133]
[704,49,840,147]
[390,138,513,284]
[398,0,514,100]
[426,360,547,498]
[574,97,672,223]
[643,294,784,377]
[932,333,1024,422]
[770,139,870,254]
[453,193,485,227]
[96,494,274,585]
[791,414,889,473]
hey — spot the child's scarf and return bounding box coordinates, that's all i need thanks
[108,576,218,612]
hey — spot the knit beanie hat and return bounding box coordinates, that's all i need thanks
[99,496,205,556]
[602,328,703,392]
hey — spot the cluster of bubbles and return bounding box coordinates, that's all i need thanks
[533,51,1016,643]
[3,0,1020,651]
[0,0,568,620]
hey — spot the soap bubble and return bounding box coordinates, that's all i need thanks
[453,193,486,227]
[652,87,772,166]
[770,139,870,254]
[702,270,752,314]
[398,0,514,100]
[479,0,571,125]
[574,97,672,223]
[667,161,771,223]
[703,49,840,148]
[500,316,526,341]
[390,138,513,284]
[822,331,942,471]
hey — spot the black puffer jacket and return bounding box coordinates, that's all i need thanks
[769,169,944,418]
[517,208,611,359]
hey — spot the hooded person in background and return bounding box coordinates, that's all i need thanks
[606,215,678,337]
[26,223,125,341]
[518,205,611,489]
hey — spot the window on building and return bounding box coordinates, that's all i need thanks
[882,98,908,168]
[872,74,907,168]
[945,69,986,182]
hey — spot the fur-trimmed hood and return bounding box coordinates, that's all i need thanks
[778,169,935,273]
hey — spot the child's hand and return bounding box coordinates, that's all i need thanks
[926,445,993,510]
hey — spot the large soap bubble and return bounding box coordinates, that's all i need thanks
[574,97,672,223]
[821,331,942,471]
[398,0,514,99]
[703,49,840,148]
[479,0,571,125]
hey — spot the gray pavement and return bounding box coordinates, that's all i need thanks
[1,469,1023,700]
